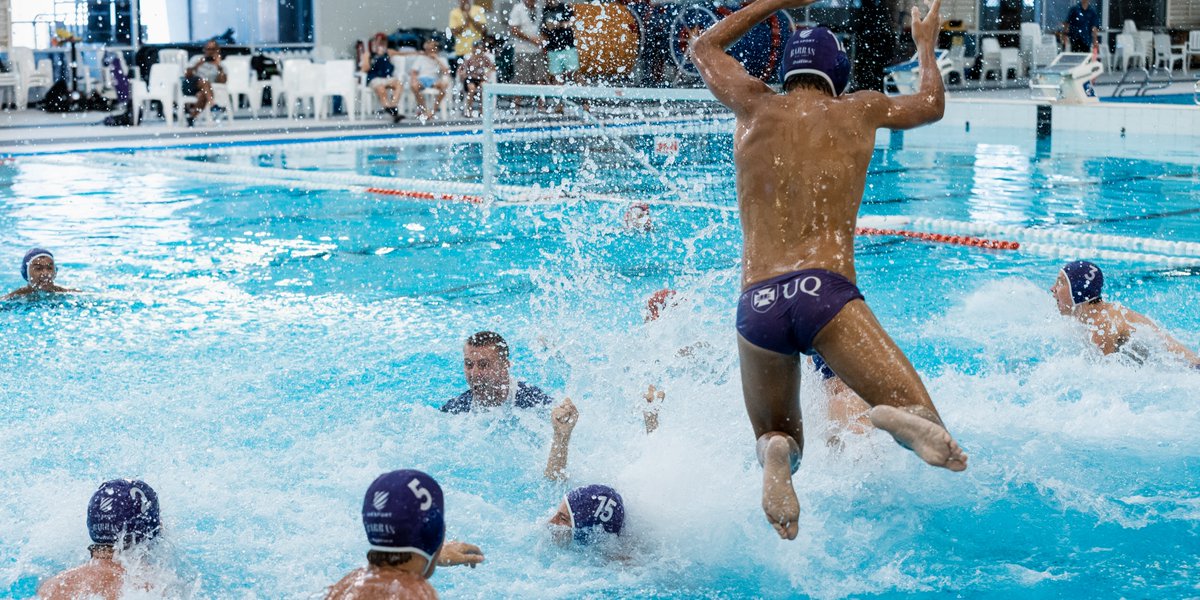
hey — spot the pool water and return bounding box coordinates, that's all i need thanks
[1,123,1198,599]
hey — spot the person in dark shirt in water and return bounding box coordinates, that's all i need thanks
[441,331,553,413]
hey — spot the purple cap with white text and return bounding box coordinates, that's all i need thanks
[780,26,851,96]
[361,469,445,562]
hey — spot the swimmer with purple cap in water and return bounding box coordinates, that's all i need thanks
[4,248,80,300]
[37,479,165,600]
[1052,260,1199,368]
[326,469,483,600]
[543,399,629,552]
[691,0,967,539]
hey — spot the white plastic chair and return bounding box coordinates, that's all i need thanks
[139,62,180,125]
[980,38,1007,81]
[0,71,19,108]
[1019,23,1041,74]
[1135,31,1154,68]
[1036,34,1060,68]
[157,49,189,66]
[1114,33,1144,70]
[1096,33,1112,70]
[1000,48,1021,79]
[1154,33,1185,71]
[312,46,337,62]
[281,59,321,119]
[221,56,256,114]
[1185,31,1200,73]
[10,47,54,109]
[317,59,358,119]
[945,44,967,85]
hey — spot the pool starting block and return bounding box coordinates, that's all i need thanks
[883,50,953,95]
[1029,52,1103,104]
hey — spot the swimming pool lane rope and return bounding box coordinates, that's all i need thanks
[39,154,1200,266]
[861,215,1200,259]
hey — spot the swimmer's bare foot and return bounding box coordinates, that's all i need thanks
[760,435,800,540]
[868,405,968,472]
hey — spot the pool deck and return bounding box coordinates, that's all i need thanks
[1,74,1195,156]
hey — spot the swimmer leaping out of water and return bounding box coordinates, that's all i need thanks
[691,0,968,539]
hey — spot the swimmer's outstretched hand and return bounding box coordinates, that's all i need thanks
[643,385,665,409]
[911,0,943,47]
[643,385,665,434]
[437,540,485,568]
[552,398,579,437]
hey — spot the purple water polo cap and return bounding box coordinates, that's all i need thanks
[1062,260,1104,304]
[780,26,850,96]
[21,248,53,281]
[362,470,445,563]
[565,484,624,544]
[86,479,162,546]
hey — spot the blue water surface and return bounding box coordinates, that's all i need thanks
[1,121,1198,599]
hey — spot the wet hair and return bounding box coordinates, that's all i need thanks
[367,550,415,567]
[783,73,834,95]
[466,331,509,362]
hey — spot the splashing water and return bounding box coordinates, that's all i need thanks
[2,135,1199,599]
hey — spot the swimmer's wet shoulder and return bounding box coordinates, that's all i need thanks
[440,381,551,413]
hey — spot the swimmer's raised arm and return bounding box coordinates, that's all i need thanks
[545,398,578,480]
[642,385,664,434]
[691,0,813,114]
[857,0,945,130]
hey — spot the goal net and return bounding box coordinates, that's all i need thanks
[480,83,738,209]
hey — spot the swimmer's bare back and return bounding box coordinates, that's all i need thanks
[37,560,132,600]
[693,0,967,539]
[325,568,438,600]
[695,0,946,287]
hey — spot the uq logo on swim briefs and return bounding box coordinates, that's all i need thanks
[751,286,778,313]
[782,276,822,299]
[373,491,389,511]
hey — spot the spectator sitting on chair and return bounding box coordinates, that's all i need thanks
[182,40,227,126]
[360,32,409,123]
[410,38,452,120]
[459,37,497,118]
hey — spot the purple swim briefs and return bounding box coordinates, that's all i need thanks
[736,269,864,356]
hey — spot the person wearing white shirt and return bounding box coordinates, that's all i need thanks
[409,38,451,119]
[509,0,546,85]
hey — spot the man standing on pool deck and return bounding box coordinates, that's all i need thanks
[691,0,968,539]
